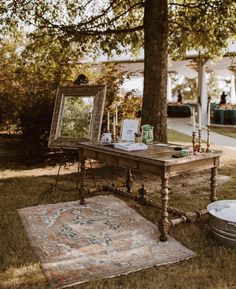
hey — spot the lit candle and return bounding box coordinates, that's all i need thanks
[207,101,211,126]
[115,105,118,125]
[113,115,116,136]
[198,104,202,130]
[192,106,196,132]
[107,110,110,132]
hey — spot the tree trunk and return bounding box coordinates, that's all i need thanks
[142,0,168,142]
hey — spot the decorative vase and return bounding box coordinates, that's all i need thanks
[141,124,154,145]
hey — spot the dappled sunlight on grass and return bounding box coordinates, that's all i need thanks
[0,263,46,289]
[0,165,78,179]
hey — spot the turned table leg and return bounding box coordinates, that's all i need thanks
[210,167,218,202]
[125,169,133,193]
[158,177,170,242]
[79,150,87,205]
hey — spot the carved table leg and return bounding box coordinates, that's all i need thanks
[158,177,170,242]
[210,167,218,202]
[125,169,133,193]
[79,157,87,205]
[138,184,147,199]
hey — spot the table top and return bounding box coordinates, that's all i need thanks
[78,142,221,167]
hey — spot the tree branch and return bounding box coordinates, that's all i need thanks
[84,1,143,31]
[60,24,144,36]
[169,2,200,9]
[169,19,202,34]
[77,0,118,28]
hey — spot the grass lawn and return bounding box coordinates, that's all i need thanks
[211,127,236,139]
[0,135,236,289]
[167,128,192,143]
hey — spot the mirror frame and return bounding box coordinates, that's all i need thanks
[48,85,106,149]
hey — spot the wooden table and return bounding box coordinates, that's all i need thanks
[77,142,221,242]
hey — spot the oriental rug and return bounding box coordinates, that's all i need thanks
[18,195,195,289]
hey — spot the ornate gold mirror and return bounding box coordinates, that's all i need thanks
[48,85,106,149]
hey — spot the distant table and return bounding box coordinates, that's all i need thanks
[213,109,236,125]
[77,142,221,242]
[167,104,191,117]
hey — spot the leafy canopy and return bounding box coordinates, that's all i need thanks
[1,0,235,59]
[169,0,236,59]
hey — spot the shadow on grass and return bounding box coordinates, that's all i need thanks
[0,134,77,170]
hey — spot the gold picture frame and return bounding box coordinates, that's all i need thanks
[48,85,106,149]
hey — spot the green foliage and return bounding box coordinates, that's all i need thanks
[119,94,142,120]
[0,0,144,56]
[0,31,79,147]
[0,30,132,148]
[0,32,21,130]
[18,96,54,141]
[96,63,128,107]
[1,0,235,60]
[61,97,93,139]
[169,0,236,59]
[73,62,128,107]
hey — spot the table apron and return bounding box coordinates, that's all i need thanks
[82,149,219,178]
[169,158,218,177]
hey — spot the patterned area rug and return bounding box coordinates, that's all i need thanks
[18,195,195,289]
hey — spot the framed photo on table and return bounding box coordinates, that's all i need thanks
[120,118,140,142]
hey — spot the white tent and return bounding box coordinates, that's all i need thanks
[84,43,236,126]
[230,74,236,104]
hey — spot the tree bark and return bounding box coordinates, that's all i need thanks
[142,0,168,142]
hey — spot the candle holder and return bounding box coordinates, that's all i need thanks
[206,125,212,152]
[198,129,202,152]
[107,110,110,133]
[112,124,120,143]
[113,134,118,143]
[192,131,196,153]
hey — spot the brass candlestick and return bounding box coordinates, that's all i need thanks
[198,129,202,152]
[113,124,120,143]
[192,131,196,153]
[206,125,211,152]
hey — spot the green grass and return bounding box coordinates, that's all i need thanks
[211,127,236,139]
[167,128,192,143]
[0,136,236,289]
